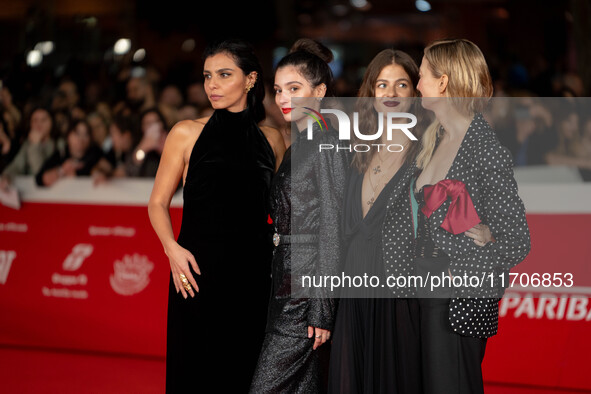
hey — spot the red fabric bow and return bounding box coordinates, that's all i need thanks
[421,179,480,235]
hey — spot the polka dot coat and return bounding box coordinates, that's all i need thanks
[382,113,531,338]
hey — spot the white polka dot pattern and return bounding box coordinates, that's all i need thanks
[382,113,531,338]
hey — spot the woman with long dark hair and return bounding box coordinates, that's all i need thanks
[148,39,285,393]
[250,38,349,393]
[1,107,56,188]
[328,49,425,394]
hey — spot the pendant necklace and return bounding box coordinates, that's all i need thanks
[366,153,401,206]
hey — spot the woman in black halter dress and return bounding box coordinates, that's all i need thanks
[148,40,284,393]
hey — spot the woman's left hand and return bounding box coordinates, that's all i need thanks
[464,223,494,246]
[308,326,330,350]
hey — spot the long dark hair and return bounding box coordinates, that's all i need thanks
[203,39,266,123]
[140,107,169,133]
[353,49,425,172]
[276,38,334,96]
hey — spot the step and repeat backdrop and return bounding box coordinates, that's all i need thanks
[1,171,590,391]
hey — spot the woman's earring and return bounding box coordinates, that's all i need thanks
[245,84,253,93]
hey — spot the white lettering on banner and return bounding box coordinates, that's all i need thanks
[88,226,136,237]
[51,273,88,286]
[41,286,88,299]
[500,291,591,321]
[110,254,154,296]
[62,244,94,271]
[0,250,16,284]
[0,222,28,232]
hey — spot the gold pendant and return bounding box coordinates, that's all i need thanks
[372,165,381,175]
[367,197,375,206]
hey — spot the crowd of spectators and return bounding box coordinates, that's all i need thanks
[1,51,590,196]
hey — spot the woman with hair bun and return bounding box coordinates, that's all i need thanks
[148,39,285,393]
[250,38,349,393]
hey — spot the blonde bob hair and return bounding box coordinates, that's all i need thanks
[416,39,493,169]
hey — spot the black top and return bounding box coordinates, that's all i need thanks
[35,144,103,186]
[341,163,408,297]
[414,183,447,259]
[178,107,275,239]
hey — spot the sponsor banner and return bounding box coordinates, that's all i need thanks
[482,214,591,391]
[0,201,182,357]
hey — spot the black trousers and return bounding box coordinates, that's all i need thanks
[416,257,487,394]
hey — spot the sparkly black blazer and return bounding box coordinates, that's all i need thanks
[382,113,531,338]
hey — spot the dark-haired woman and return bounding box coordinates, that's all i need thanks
[128,107,169,177]
[91,115,138,184]
[148,40,285,393]
[326,49,424,394]
[35,119,103,187]
[1,108,56,189]
[250,38,349,394]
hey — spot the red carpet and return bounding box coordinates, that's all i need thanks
[0,346,164,393]
[0,346,588,393]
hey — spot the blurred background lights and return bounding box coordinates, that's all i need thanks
[114,38,131,55]
[130,66,146,78]
[181,39,196,52]
[351,0,368,8]
[26,49,43,67]
[415,0,431,12]
[133,48,146,62]
[34,41,54,55]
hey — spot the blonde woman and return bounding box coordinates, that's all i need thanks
[411,39,530,393]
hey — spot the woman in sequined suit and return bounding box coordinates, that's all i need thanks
[148,40,285,393]
[250,39,349,394]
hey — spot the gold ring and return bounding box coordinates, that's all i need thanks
[183,283,192,291]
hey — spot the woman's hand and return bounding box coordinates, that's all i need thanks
[0,129,10,154]
[308,326,330,350]
[61,159,83,177]
[92,171,108,186]
[42,168,60,186]
[28,129,44,144]
[165,241,201,299]
[0,175,10,191]
[464,223,494,246]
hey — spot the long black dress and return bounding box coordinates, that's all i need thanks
[250,123,348,393]
[328,165,421,394]
[413,182,487,394]
[166,108,275,393]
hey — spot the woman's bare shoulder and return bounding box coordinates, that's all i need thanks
[165,118,211,157]
[169,118,210,140]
